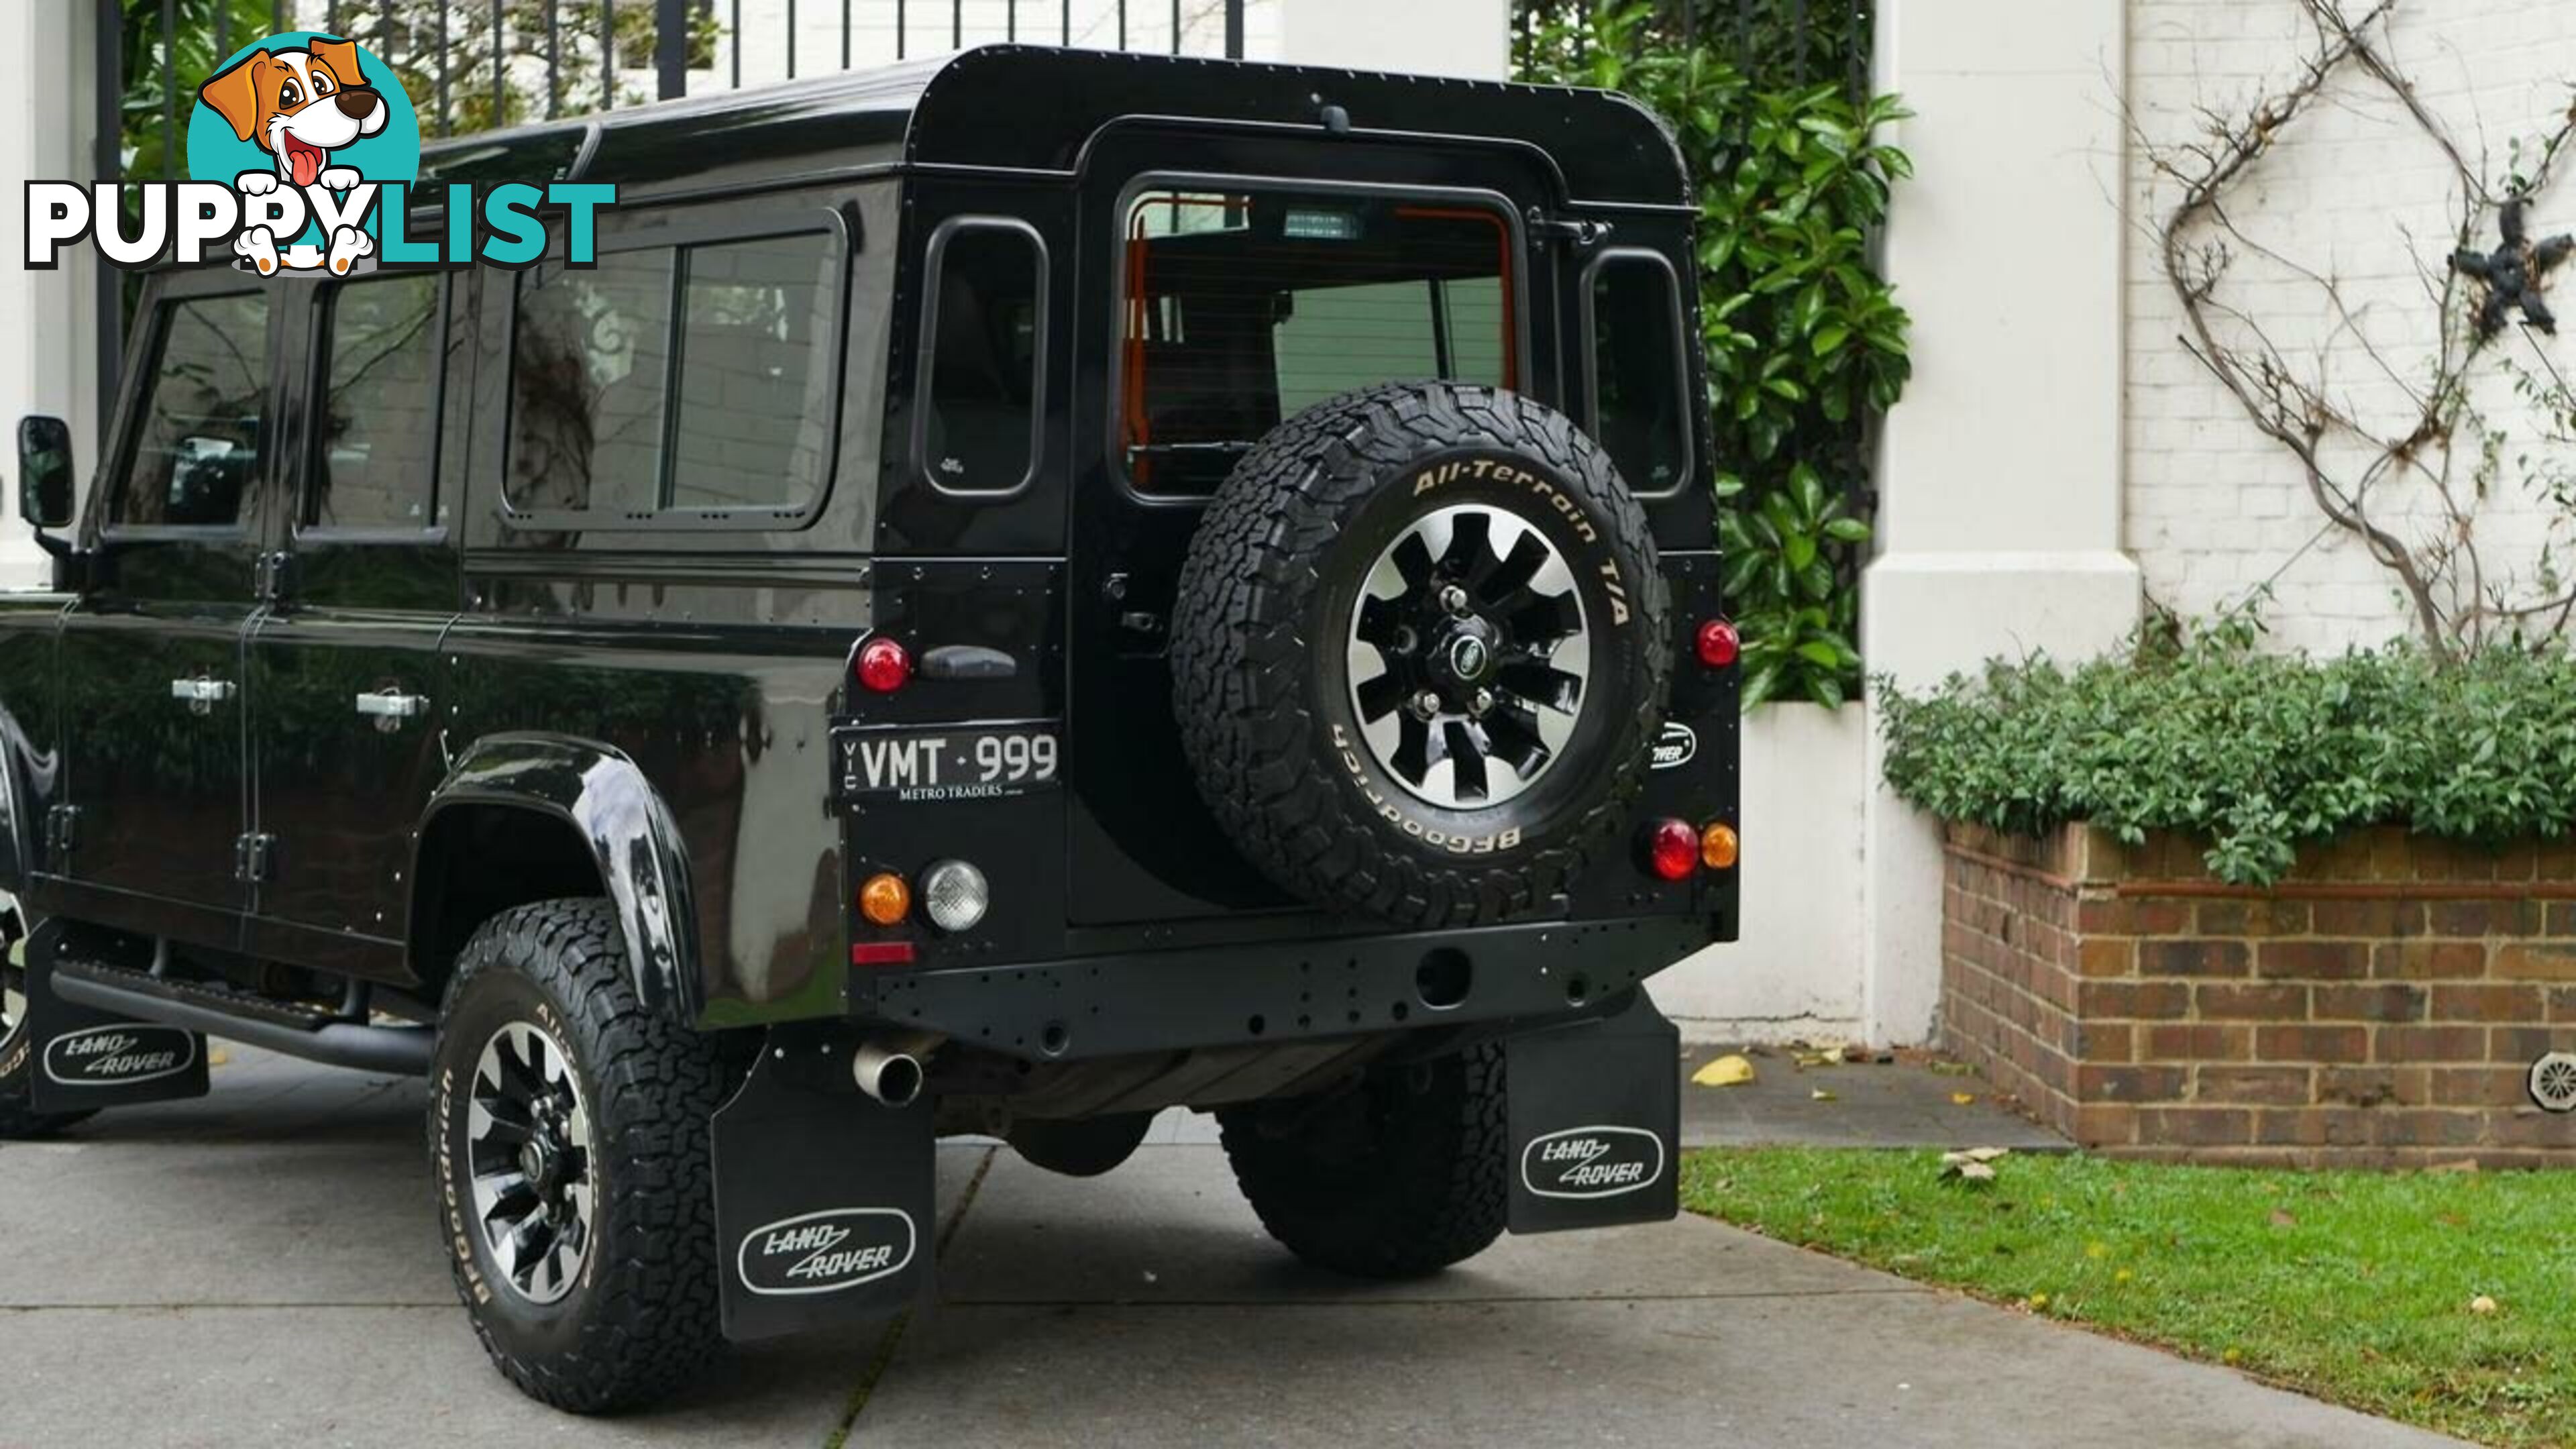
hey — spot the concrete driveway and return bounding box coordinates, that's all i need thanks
[0,1050,2464,1448]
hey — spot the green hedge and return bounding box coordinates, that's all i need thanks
[1517,5,1910,708]
[1878,623,2576,885]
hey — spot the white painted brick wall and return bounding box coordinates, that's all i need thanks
[2125,0,2576,653]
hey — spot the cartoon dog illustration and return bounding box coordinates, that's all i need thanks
[197,37,386,275]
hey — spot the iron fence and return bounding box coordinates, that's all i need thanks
[115,0,1250,158]
[93,0,1870,417]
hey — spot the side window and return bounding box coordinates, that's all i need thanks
[311,274,442,531]
[671,233,842,511]
[918,221,1044,494]
[506,229,843,525]
[116,292,270,529]
[507,250,672,518]
[1587,254,1690,495]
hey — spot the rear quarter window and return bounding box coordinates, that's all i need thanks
[504,227,845,528]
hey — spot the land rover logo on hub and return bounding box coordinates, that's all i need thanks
[42,1025,197,1088]
[736,1208,916,1295]
[1521,1125,1666,1199]
[1650,721,1697,770]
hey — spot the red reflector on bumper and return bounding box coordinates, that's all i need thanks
[850,941,916,967]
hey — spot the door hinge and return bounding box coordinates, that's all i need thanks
[233,830,275,884]
[254,549,294,602]
[1525,210,1613,247]
[44,804,79,861]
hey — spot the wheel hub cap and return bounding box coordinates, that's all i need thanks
[466,1020,596,1305]
[1441,630,1495,684]
[1346,503,1589,809]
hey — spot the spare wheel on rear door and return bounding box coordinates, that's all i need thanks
[1171,380,1672,930]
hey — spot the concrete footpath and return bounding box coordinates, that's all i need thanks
[0,1049,2463,1448]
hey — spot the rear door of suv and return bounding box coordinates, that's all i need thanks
[241,269,468,981]
[1063,132,1564,928]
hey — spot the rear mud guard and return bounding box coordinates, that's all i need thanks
[1504,989,1680,1234]
[712,1034,936,1341]
[21,922,209,1114]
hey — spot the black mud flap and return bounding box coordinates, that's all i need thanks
[1504,990,1680,1234]
[21,924,209,1114]
[712,1040,935,1342]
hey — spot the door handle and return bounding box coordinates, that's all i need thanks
[354,690,429,732]
[170,678,235,715]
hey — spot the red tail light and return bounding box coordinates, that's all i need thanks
[857,637,911,693]
[1695,619,1739,669]
[1644,818,1698,881]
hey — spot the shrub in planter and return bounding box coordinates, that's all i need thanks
[1878,624,2576,885]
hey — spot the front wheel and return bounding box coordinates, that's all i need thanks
[430,898,730,1413]
[1217,1041,1508,1278]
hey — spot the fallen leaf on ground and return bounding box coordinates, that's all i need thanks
[1693,1054,1757,1087]
[1950,1091,1977,1106]
[1939,1150,2000,1183]
[1810,1088,1838,1102]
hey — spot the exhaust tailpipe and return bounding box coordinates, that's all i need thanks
[851,1040,926,1108]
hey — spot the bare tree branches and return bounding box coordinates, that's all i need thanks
[2141,0,2576,657]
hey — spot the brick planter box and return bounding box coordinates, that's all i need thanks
[1941,822,2576,1167]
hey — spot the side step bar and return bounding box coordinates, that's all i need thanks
[50,957,433,1077]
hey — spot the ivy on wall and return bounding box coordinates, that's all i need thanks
[1519,2,1911,708]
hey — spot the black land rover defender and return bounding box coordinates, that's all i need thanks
[1,45,1737,1413]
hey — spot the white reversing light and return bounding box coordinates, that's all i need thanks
[919,859,989,933]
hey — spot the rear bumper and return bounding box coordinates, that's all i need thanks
[849,914,1719,1062]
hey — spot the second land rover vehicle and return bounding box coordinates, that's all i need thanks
[0,45,1737,1412]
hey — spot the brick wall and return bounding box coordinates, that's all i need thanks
[2125,0,2573,653]
[1943,822,2576,1167]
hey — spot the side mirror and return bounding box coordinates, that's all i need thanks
[15,416,76,531]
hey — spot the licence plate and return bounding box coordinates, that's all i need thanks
[835,727,1060,803]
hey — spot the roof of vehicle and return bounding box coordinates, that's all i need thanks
[418,44,1687,207]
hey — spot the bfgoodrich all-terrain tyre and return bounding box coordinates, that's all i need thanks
[1172,381,1671,929]
[1216,1042,1507,1278]
[431,898,730,1413]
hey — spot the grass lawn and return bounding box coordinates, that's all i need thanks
[1682,1148,2576,1448]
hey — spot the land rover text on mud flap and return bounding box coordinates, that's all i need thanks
[0,46,1736,1413]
